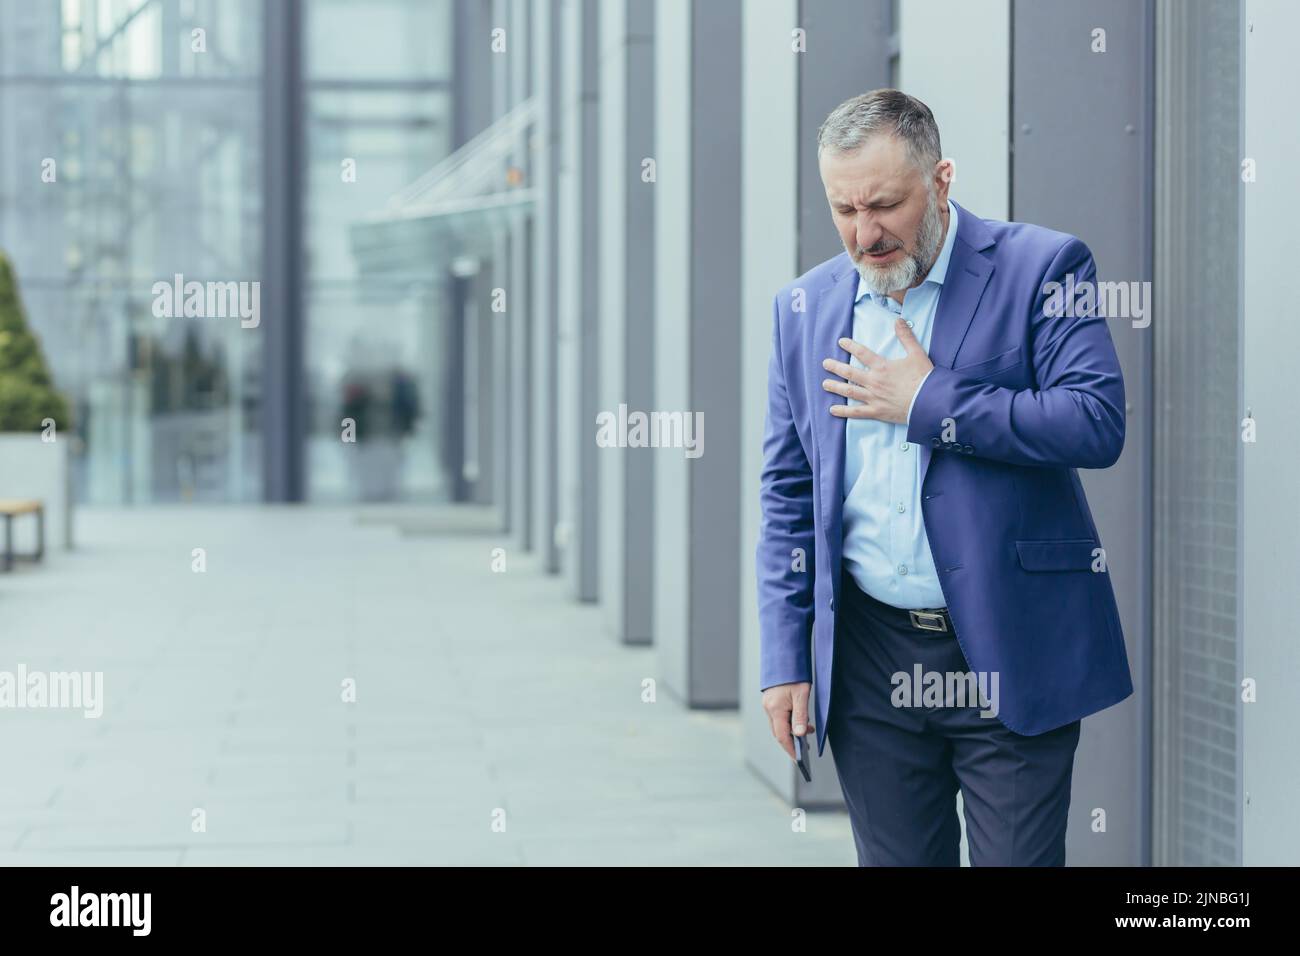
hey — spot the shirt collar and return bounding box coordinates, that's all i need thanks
[855,198,959,303]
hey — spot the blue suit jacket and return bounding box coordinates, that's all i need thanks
[757,200,1134,758]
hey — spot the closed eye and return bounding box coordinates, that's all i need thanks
[837,201,899,214]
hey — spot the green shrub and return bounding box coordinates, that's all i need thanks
[0,251,71,432]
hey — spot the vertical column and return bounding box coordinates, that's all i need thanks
[444,271,470,501]
[597,0,656,644]
[1012,0,1153,866]
[740,0,800,787]
[261,0,305,502]
[897,0,1009,221]
[490,0,513,526]
[473,263,496,506]
[509,0,534,549]
[653,0,742,706]
[1152,0,1241,866]
[556,0,601,600]
[531,0,561,571]
[1241,0,1300,866]
[456,0,497,506]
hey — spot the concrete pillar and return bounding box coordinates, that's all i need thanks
[490,0,511,527]
[1241,0,1300,865]
[556,0,601,599]
[1012,0,1151,868]
[653,0,742,706]
[597,0,656,644]
[898,0,1010,221]
[453,0,497,507]
[508,0,534,548]
[530,0,561,570]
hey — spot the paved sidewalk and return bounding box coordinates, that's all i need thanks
[0,507,854,866]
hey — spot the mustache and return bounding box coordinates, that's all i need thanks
[855,242,902,257]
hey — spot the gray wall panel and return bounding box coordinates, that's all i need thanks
[598,0,656,645]
[653,0,742,706]
[1012,0,1153,867]
[796,0,891,273]
[1241,0,1300,866]
[531,0,561,570]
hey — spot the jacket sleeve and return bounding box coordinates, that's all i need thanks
[756,294,816,691]
[905,237,1126,469]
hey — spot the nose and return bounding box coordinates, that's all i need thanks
[855,212,886,253]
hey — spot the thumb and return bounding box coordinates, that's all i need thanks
[895,317,922,354]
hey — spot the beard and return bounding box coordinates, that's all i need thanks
[850,188,945,296]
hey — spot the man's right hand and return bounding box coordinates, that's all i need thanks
[762,681,814,760]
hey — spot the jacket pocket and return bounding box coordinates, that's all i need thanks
[952,344,1023,380]
[1016,537,1100,572]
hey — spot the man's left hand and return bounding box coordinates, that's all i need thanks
[822,318,935,424]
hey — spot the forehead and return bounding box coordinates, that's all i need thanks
[820,134,918,201]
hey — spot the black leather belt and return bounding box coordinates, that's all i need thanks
[842,571,954,633]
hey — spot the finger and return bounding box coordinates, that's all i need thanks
[791,685,810,735]
[894,318,923,354]
[822,378,868,402]
[821,357,869,386]
[770,711,795,760]
[829,403,878,418]
[838,336,884,370]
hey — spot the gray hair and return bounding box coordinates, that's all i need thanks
[816,89,942,177]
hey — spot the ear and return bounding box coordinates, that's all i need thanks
[934,158,954,204]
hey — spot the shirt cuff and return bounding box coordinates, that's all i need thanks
[906,367,935,424]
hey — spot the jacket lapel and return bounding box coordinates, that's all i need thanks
[811,257,858,596]
[918,201,995,488]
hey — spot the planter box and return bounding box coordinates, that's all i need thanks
[0,433,72,552]
[348,438,405,502]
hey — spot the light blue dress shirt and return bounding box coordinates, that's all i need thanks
[841,199,958,610]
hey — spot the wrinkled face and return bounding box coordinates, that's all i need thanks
[819,133,951,296]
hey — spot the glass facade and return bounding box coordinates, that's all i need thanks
[0,0,263,503]
[0,0,456,504]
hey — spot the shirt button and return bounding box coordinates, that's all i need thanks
[900,441,910,451]
[898,564,909,576]
[905,320,914,329]
[896,503,905,513]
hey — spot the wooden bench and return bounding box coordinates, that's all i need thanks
[0,499,44,572]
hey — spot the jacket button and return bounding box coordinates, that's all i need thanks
[963,443,974,454]
[829,596,835,610]
[931,437,941,447]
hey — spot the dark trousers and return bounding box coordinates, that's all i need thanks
[826,571,1081,866]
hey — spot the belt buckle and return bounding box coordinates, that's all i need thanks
[909,609,948,632]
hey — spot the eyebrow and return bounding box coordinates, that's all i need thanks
[830,194,898,210]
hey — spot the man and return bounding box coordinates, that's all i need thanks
[756,89,1133,866]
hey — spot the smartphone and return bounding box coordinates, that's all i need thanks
[793,730,812,782]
